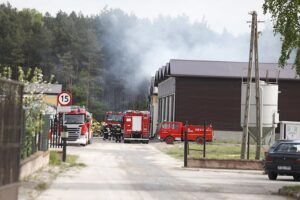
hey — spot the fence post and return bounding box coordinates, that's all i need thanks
[203,121,206,158]
[184,121,188,167]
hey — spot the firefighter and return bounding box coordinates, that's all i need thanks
[108,124,113,140]
[110,124,116,140]
[115,124,122,143]
[103,124,109,140]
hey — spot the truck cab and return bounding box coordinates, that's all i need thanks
[158,121,213,144]
[63,107,92,146]
[158,122,183,142]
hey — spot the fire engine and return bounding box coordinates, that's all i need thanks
[123,111,150,143]
[104,111,123,126]
[158,121,213,144]
[61,106,92,146]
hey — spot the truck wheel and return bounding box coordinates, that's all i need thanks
[196,137,204,144]
[268,172,277,180]
[165,136,174,144]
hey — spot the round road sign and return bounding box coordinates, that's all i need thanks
[57,92,72,106]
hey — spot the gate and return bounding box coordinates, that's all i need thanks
[49,114,63,148]
[184,121,208,167]
[0,78,24,200]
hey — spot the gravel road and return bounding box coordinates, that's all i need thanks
[36,138,296,200]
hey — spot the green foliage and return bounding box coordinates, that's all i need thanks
[263,0,300,74]
[1,66,53,158]
[0,3,149,119]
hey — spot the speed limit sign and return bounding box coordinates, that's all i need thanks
[57,92,72,106]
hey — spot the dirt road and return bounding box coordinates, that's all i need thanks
[36,139,294,200]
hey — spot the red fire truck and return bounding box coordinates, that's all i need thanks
[158,121,213,144]
[123,111,150,143]
[104,111,123,126]
[62,106,93,146]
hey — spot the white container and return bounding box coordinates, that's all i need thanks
[241,81,279,128]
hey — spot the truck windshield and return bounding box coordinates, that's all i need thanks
[106,114,123,122]
[64,114,85,124]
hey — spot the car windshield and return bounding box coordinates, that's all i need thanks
[64,114,85,124]
[106,114,123,122]
[274,143,300,153]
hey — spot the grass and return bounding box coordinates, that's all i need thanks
[279,185,300,198]
[34,182,48,191]
[49,151,62,165]
[159,142,268,160]
[49,151,86,167]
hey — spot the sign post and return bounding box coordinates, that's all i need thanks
[61,125,68,162]
[57,92,72,162]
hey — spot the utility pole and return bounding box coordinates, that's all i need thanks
[241,11,262,160]
[254,12,262,160]
[241,11,255,159]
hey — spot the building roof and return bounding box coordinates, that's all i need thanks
[154,59,299,86]
[24,84,62,94]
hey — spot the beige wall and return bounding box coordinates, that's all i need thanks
[43,95,58,106]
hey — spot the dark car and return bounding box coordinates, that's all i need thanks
[265,140,300,181]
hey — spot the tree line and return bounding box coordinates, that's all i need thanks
[0,3,148,119]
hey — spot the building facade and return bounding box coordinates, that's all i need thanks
[150,59,300,139]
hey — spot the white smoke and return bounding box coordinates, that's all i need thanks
[102,12,281,79]
[97,8,282,109]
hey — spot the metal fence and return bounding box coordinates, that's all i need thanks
[21,113,50,159]
[49,115,63,148]
[0,78,23,198]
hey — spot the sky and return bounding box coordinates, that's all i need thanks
[3,0,269,35]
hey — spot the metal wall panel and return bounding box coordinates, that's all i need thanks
[158,77,175,98]
[175,77,300,131]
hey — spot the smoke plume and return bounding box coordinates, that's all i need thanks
[95,8,282,111]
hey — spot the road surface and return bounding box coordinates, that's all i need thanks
[37,138,296,200]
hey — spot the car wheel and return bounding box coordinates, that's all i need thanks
[196,137,204,144]
[165,136,174,144]
[268,172,277,180]
[293,175,300,181]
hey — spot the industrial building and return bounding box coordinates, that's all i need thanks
[149,59,300,141]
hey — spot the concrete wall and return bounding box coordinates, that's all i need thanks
[213,130,242,143]
[0,183,19,200]
[19,151,50,180]
[187,158,263,170]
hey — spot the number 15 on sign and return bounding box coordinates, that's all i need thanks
[58,92,72,106]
